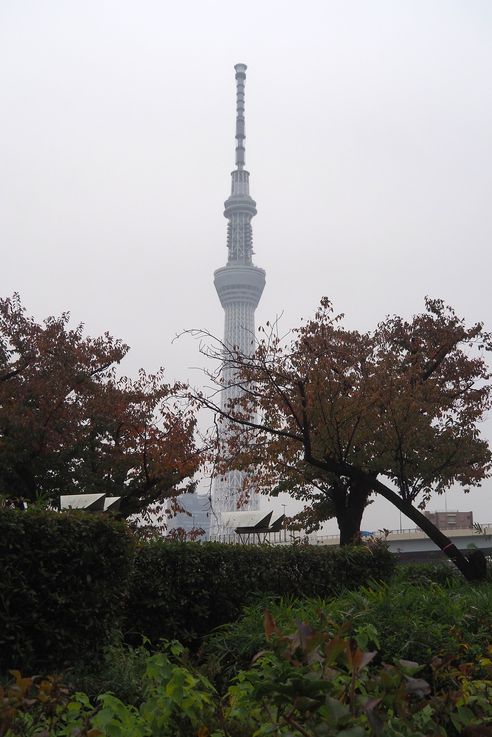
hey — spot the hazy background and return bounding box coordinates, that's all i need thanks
[1,0,491,533]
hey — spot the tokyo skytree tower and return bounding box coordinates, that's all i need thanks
[212,64,266,533]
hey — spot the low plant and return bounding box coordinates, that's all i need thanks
[392,562,462,587]
[64,635,150,705]
[201,578,492,687]
[0,669,96,737]
[0,643,222,737]
[226,612,492,736]
[4,625,492,737]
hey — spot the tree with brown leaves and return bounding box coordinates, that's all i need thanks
[0,295,198,519]
[196,297,492,580]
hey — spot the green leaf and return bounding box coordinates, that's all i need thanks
[336,727,366,737]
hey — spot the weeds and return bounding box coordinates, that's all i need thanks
[201,578,492,688]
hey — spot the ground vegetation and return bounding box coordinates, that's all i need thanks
[3,570,492,736]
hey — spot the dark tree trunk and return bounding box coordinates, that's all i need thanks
[7,461,38,503]
[304,451,487,581]
[372,479,486,581]
[332,479,369,546]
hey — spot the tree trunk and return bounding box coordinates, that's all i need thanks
[305,451,486,580]
[332,480,369,546]
[371,478,486,581]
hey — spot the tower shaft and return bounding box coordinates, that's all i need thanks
[212,64,265,535]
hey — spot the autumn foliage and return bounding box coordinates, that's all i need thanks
[197,297,492,577]
[0,295,198,517]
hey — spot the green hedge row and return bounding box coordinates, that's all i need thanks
[127,540,395,645]
[0,509,134,673]
[0,510,396,673]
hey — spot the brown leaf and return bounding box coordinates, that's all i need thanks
[263,610,277,639]
[404,675,431,698]
[463,727,492,737]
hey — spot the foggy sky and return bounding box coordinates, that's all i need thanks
[1,0,491,533]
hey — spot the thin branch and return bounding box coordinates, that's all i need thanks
[196,393,303,444]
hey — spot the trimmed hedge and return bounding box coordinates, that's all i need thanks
[126,541,396,645]
[0,509,395,672]
[0,509,134,673]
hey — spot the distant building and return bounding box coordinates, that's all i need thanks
[166,493,211,540]
[424,510,473,530]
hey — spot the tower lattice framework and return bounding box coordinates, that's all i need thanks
[212,63,266,535]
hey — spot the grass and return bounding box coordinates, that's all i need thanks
[200,564,492,689]
[63,635,151,704]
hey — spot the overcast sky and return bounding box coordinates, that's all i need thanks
[1,0,491,533]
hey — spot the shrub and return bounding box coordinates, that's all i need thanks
[202,579,492,686]
[0,644,223,737]
[225,614,492,736]
[0,508,134,674]
[393,561,462,587]
[4,628,492,737]
[0,510,394,674]
[126,540,395,646]
[64,635,150,705]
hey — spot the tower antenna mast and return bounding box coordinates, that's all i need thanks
[234,62,246,170]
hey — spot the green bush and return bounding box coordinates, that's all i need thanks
[4,629,492,737]
[1,644,224,737]
[393,561,462,587]
[64,635,150,705]
[359,579,492,664]
[0,508,134,674]
[0,510,394,674]
[202,578,492,686]
[224,615,492,737]
[126,540,395,646]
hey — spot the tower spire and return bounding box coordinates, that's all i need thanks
[212,64,266,538]
[234,63,247,170]
[224,64,257,263]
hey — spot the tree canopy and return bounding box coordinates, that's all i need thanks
[0,295,198,518]
[197,297,492,579]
